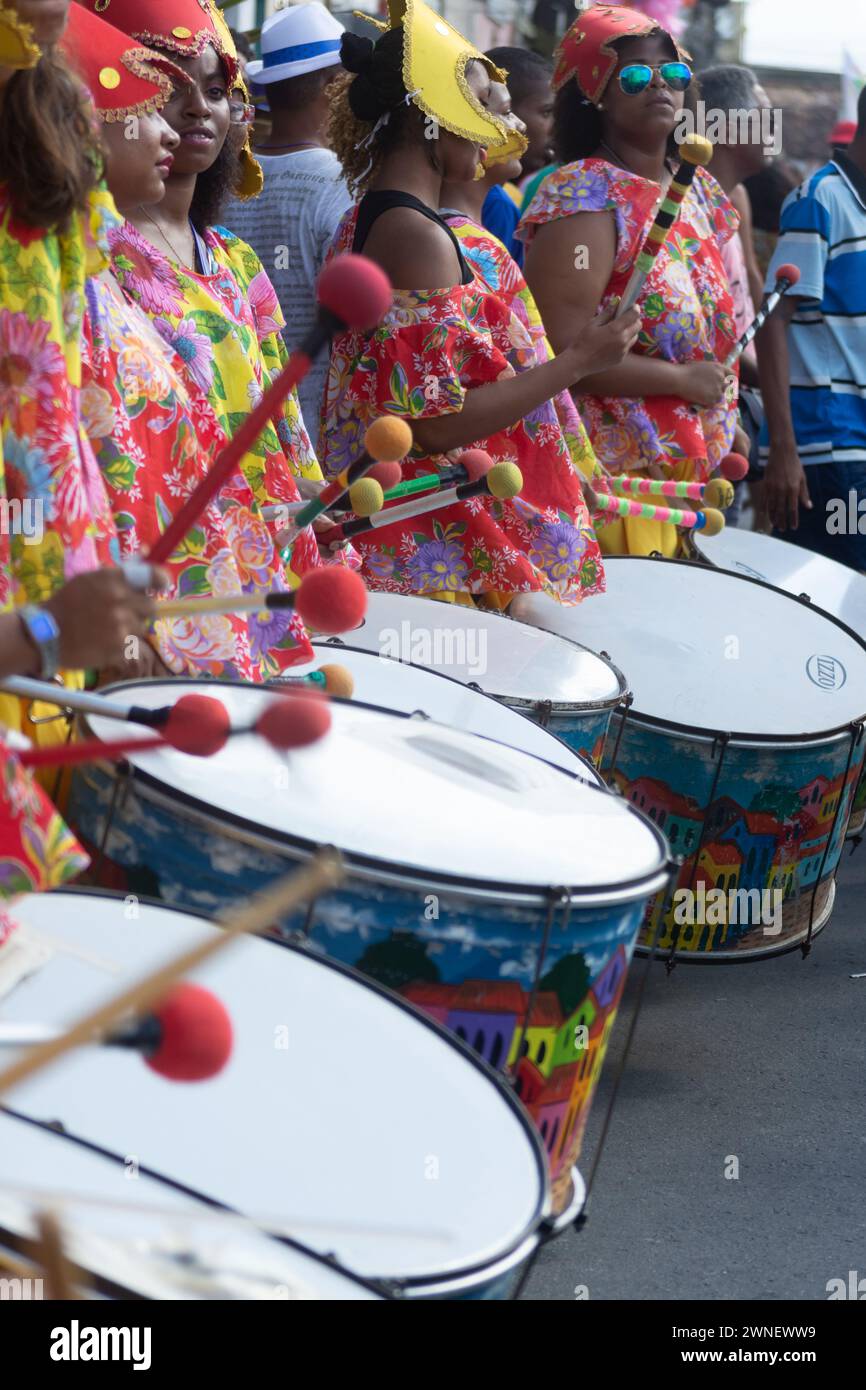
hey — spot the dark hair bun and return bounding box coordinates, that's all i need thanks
[340,32,375,76]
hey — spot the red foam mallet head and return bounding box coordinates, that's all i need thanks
[317,254,392,330]
[257,692,332,749]
[367,459,403,490]
[145,984,233,1082]
[295,567,367,634]
[457,449,494,482]
[720,452,749,482]
[775,262,800,288]
[162,693,231,756]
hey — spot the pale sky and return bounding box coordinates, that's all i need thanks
[742,0,866,75]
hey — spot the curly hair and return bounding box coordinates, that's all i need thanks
[327,28,416,197]
[554,35,699,166]
[190,128,242,231]
[0,48,101,231]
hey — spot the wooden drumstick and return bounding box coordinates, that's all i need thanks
[616,135,714,317]
[0,853,343,1099]
[36,1210,77,1301]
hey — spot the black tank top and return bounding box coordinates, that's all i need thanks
[352,190,473,286]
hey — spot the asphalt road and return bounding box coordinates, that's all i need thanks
[521,844,866,1302]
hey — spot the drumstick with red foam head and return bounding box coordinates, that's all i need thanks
[317,461,523,545]
[13,687,332,768]
[0,983,234,1083]
[275,417,413,547]
[723,263,801,368]
[719,452,749,482]
[379,449,493,503]
[147,255,392,567]
[155,566,367,633]
[616,135,714,317]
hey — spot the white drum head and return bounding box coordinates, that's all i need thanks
[287,644,599,782]
[88,682,666,893]
[697,527,866,640]
[512,558,866,737]
[342,591,624,709]
[0,1113,379,1299]
[4,892,546,1286]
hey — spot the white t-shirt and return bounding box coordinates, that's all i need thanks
[226,148,353,450]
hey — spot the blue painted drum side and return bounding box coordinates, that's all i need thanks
[67,762,659,1209]
[606,715,865,959]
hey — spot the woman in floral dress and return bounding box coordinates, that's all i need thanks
[440,79,607,504]
[321,11,638,608]
[80,0,324,576]
[520,6,740,556]
[64,4,314,678]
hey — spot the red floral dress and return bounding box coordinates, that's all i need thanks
[320,207,604,604]
[81,273,314,678]
[107,220,322,573]
[519,161,740,553]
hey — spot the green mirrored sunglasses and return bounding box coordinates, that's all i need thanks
[618,62,692,96]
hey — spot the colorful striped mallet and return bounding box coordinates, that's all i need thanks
[616,134,714,317]
[594,490,725,535]
[275,416,413,546]
[146,255,392,566]
[723,263,801,367]
[382,449,494,502]
[316,462,523,545]
[608,475,734,509]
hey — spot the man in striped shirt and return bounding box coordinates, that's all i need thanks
[759,89,866,569]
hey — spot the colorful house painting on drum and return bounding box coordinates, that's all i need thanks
[402,946,629,1170]
[610,753,854,951]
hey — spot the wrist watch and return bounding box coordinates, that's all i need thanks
[18,604,62,680]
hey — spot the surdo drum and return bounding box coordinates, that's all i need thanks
[328,591,628,769]
[65,686,670,1209]
[512,557,866,962]
[1,891,552,1299]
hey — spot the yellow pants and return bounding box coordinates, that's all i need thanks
[424,590,512,612]
[596,459,697,558]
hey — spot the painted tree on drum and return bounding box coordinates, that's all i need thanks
[538,953,591,1019]
[355,935,442,992]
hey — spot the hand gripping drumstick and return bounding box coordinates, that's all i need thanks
[608,475,734,509]
[0,852,343,1099]
[593,490,725,535]
[723,262,801,367]
[274,417,413,547]
[147,255,392,566]
[615,135,714,317]
[316,462,523,546]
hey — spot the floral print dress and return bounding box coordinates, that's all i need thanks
[108,220,323,573]
[0,182,122,749]
[444,212,603,487]
[82,272,314,677]
[519,161,740,556]
[319,206,604,604]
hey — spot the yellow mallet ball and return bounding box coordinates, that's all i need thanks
[364,415,413,462]
[679,133,714,166]
[348,477,384,517]
[487,462,523,500]
[704,477,735,510]
[701,507,725,537]
[317,664,355,699]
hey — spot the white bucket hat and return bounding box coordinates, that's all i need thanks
[247,3,345,86]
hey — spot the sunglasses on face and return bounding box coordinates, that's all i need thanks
[618,62,692,96]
